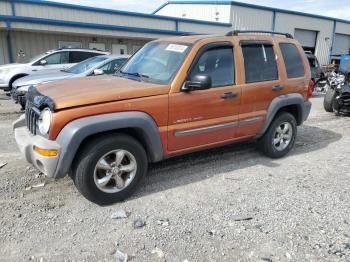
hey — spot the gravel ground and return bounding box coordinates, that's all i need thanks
[0,92,350,262]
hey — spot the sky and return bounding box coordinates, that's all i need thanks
[48,0,350,20]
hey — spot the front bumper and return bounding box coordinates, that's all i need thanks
[0,83,9,90]
[11,90,26,107]
[13,115,61,177]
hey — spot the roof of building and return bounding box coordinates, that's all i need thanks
[153,0,350,25]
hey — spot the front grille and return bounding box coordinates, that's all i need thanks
[25,103,40,135]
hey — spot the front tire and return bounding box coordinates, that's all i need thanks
[72,134,148,205]
[323,88,336,112]
[258,112,297,158]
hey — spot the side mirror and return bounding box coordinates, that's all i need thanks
[182,74,212,92]
[40,59,47,65]
[93,69,104,76]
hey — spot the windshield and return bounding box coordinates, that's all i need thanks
[65,56,108,74]
[119,41,191,84]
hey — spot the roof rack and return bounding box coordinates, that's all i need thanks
[226,30,293,39]
[56,47,106,52]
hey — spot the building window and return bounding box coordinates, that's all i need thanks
[242,43,278,83]
[279,43,305,78]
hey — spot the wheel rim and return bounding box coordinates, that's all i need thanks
[272,122,293,151]
[93,149,137,193]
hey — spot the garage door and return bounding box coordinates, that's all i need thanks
[294,29,318,53]
[332,34,350,55]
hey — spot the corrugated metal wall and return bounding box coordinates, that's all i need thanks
[231,5,273,31]
[7,30,148,63]
[10,22,167,39]
[274,13,334,65]
[155,3,231,23]
[15,3,175,31]
[0,30,9,64]
[156,3,350,65]
[0,1,12,15]
[336,22,350,35]
[178,21,230,34]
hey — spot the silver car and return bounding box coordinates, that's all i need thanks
[0,48,109,91]
[12,54,130,109]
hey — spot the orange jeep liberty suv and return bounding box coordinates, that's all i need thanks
[13,31,312,205]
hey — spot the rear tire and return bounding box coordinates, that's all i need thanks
[257,112,297,158]
[323,88,336,112]
[72,134,148,205]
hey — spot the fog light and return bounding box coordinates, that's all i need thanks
[33,146,57,157]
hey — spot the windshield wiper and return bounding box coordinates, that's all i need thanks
[119,71,149,79]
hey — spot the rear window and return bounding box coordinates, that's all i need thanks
[279,43,305,78]
[242,43,278,83]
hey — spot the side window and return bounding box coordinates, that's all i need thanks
[189,46,234,87]
[70,51,93,63]
[279,43,305,78]
[89,52,101,58]
[99,59,127,74]
[242,43,278,83]
[44,51,69,65]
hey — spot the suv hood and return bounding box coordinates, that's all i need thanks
[37,75,170,110]
[14,70,74,88]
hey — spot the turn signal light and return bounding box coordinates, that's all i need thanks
[33,146,58,157]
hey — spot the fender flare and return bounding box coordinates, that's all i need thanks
[53,111,164,178]
[256,93,311,138]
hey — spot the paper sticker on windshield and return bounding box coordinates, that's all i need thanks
[166,44,188,53]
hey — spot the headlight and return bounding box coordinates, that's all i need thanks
[16,85,34,94]
[0,68,11,76]
[38,108,52,134]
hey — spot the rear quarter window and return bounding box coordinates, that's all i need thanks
[279,43,305,78]
[241,43,278,83]
[70,51,95,63]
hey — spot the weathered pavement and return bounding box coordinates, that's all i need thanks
[0,93,349,261]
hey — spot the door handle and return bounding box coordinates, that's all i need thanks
[221,92,237,99]
[272,85,284,91]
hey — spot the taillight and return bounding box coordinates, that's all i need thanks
[307,79,313,99]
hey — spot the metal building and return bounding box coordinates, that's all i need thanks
[154,0,350,65]
[0,0,349,66]
[0,0,231,65]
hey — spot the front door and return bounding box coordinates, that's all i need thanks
[168,43,241,152]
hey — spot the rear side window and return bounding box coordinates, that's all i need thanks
[242,43,278,83]
[279,43,305,78]
[70,51,94,63]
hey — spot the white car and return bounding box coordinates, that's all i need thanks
[0,48,109,91]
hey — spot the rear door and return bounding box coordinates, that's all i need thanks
[237,40,283,137]
[168,42,241,152]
